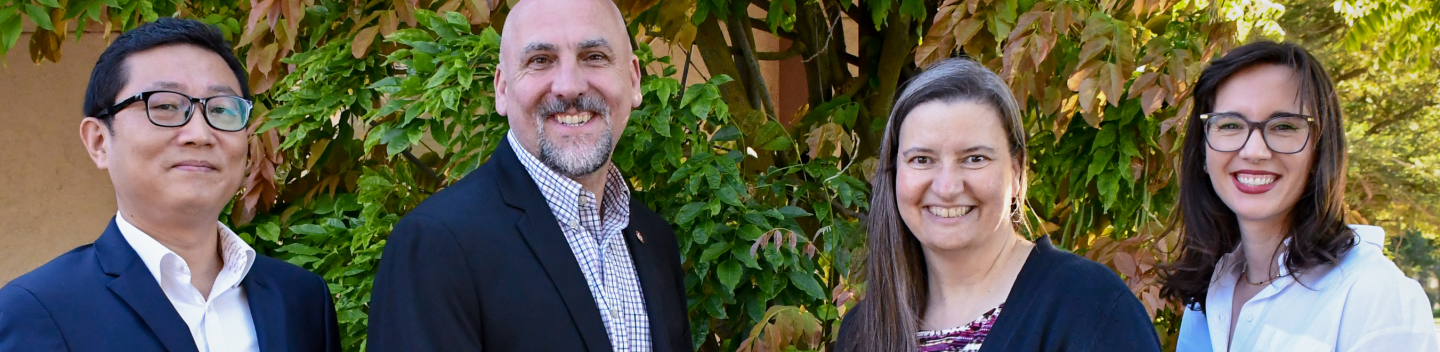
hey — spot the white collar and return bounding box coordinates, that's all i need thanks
[115,212,257,290]
[1213,224,1383,289]
[1349,224,1385,248]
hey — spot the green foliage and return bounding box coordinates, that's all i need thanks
[5,0,1439,351]
[620,45,869,350]
[233,9,506,350]
[0,0,186,62]
[228,3,875,348]
[1276,0,1440,305]
[1332,0,1440,69]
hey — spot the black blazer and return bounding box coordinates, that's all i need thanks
[0,218,341,352]
[837,236,1161,352]
[367,137,692,352]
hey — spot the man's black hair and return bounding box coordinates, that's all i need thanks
[82,17,249,124]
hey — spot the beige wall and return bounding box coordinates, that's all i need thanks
[0,32,118,285]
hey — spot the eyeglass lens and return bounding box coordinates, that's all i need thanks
[1204,114,1311,153]
[143,91,250,131]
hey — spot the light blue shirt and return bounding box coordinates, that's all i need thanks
[1176,225,1437,352]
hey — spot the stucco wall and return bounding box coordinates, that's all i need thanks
[0,32,118,285]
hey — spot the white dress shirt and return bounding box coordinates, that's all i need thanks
[115,212,260,352]
[1177,225,1439,352]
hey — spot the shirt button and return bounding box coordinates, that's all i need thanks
[1246,314,1254,322]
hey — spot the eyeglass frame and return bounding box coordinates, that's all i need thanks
[95,90,254,132]
[1198,112,1317,154]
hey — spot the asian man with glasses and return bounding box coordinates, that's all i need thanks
[0,18,340,352]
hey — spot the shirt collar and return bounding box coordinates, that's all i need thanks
[506,130,631,225]
[115,212,257,290]
[1214,236,1294,289]
[1212,224,1382,289]
[1349,224,1385,248]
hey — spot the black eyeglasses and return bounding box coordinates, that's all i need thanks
[97,90,253,132]
[1199,112,1316,154]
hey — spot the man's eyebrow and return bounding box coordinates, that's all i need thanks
[523,42,557,55]
[148,81,184,90]
[208,85,238,96]
[145,81,238,96]
[578,38,611,51]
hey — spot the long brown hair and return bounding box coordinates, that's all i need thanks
[1159,41,1354,313]
[842,57,1028,351]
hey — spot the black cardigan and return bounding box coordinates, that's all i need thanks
[836,236,1161,352]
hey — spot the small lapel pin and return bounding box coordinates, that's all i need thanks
[636,230,645,244]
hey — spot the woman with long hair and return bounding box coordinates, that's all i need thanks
[1160,41,1437,351]
[835,57,1160,352]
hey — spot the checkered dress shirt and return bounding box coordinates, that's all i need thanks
[507,132,651,352]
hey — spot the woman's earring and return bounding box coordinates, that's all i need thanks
[1010,197,1023,223]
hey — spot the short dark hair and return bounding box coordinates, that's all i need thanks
[82,17,249,122]
[1160,41,1353,313]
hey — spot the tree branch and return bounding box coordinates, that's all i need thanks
[753,41,806,60]
[727,1,778,119]
[750,0,771,11]
[856,9,916,164]
[839,73,869,98]
[1366,101,1435,135]
[841,3,871,34]
[402,149,444,186]
[830,197,868,220]
[1334,67,1368,83]
[748,17,800,41]
[694,16,757,119]
[838,52,861,66]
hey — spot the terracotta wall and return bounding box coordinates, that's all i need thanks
[0,32,118,285]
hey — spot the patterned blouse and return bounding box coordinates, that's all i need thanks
[917,304,1003,352]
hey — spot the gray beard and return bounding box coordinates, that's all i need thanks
[535,115,615,178]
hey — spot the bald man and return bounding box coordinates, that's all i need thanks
[365,0,691,351]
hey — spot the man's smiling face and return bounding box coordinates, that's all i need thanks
[494,0,642,178]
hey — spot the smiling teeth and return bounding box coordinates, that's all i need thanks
[556,113,592,126]
[1237,174,1276,186]
[927,206,973,218]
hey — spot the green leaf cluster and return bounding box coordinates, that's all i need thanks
[618,45,870,350]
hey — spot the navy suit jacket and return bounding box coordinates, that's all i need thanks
[0,218,341,352]
[367,137,692,351]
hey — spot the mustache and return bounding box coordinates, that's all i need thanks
[535,95,610,119]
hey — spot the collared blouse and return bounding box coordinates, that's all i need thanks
[1176,225,1438,352]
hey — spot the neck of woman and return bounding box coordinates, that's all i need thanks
[1237,217,1288,283]
[921,230,1033,327]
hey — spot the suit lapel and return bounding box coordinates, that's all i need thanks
[95,218,201,352]
[242,271,288,352]
[493,139,613,352]
[622,218,673,351]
